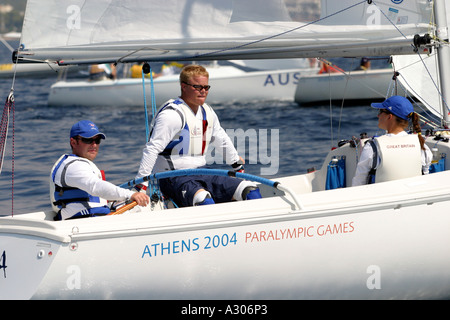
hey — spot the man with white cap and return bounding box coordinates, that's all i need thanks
[352,96,432,186]
[50,120,149,220]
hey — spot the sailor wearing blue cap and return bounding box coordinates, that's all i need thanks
[352,96,432,186]
[50,120,149,220]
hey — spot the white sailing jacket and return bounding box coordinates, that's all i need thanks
[136,98,240,178]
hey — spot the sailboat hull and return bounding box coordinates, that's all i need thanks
[48,66,316,107]
[294,69,394,104]
[5,0,449,301]
[2,167,450,299]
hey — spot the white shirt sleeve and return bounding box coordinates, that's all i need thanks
[64,160,134,200]
[136,108,183,178]
[422,143,432,175]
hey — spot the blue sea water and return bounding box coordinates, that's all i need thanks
[0,44,389,215]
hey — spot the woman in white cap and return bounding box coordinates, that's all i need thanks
[50,120,149,220]
[352,96,432,186]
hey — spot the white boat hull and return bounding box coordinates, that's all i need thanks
[2,137,450,300]
[48,66,316,107]
[294,69,394,104]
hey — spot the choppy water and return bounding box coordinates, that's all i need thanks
[0,43,387,215]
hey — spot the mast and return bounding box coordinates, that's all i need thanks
[434,0,450,127]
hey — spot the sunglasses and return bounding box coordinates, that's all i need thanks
[183,82,211,92]
[77,136,102,145]
[378,109,392,115]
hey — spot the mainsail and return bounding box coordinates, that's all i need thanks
[17,0,432,64]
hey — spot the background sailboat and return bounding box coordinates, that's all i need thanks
[47,60,319,107]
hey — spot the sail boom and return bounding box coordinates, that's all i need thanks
[18,31,430,65]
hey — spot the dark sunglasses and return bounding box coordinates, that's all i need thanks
[378,109,392,115]
[183,82,211,92]
[77,136,102,145]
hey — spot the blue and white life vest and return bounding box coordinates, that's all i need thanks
[152,99,214,170]
[50,154,110,220]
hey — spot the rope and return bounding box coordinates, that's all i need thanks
[141,63,158,142]
[0,91,15,216]
[149,66,157,122]
[0,45,19,217]
[141,68,150,141]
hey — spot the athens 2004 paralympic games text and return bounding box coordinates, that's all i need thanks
[140,222,355,258]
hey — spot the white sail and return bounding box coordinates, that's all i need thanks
[392,0,450,121]
[18,0,432,64]
[320,0,432,26]
[392,53,443,119]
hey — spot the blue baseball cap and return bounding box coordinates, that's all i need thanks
[70,120,106,139]
[371,96,413,120]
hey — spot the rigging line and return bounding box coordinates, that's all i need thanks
[149,66,157,119]
[337,58,358,143]
[418,112,440,129]
[141,68,150,141]
[0,43,20,215]
[328,72,333,148]
[0,91,15,216]
[0,47,19,174]
[0,35,14,52]
[0,97,10,173]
